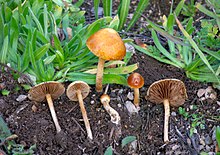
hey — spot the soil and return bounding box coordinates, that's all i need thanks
[0,0,219,155]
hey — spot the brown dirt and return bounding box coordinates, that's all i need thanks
[0,52,219,154]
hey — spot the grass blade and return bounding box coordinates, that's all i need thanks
[0,36,8,63]
[118,0,130,30]
[102,0,112,17]
[93,0,100,19]
[28,7,44,34]
[126,0,149,31]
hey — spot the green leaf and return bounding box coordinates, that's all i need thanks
[102,0,112,16]
[196,3,216,18]
[216,126,220,149]
[0,35,8,63]
[93,0,100,19]
[67,73,128,85]
[34,43,50,60]
[121,136,136,148]
[84,63,138,74]
[118,0,130,30]
[44,55,56,65]
[174,0,185,17]
[1,89,10,96]
[126,0,149,31]
[52,0,64,7]
[108,15,120,30]
[104,146,113,155]
[28,7,44,34]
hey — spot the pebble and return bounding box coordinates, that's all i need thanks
[171,144,179,150]
[200,136,206,146]
[90,100,95,104]
[205,135,212,145]
[217,101,220,106]
[199,145,204,150]
[125,101,138,114]
[117,104,122,108]
[205,145,211,152]
[127,92,134,100]
[171,111,176,117]
[16,95,27,102]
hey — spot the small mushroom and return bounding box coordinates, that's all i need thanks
[28,81,65,133]
[146,79,187,143]
[127,73,144,108]
[100,94,121,125]
[86,28,126,92]
[66,81,93,140]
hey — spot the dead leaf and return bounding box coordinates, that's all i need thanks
[197,88,206,97]
[134,38,147,48]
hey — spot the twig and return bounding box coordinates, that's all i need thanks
[66,104,78,115]
[71,117,86,134]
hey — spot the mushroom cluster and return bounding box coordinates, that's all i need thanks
[27,28,188,145]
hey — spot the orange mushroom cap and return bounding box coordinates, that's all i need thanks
[86,28,126,60]
[127,73,144,89]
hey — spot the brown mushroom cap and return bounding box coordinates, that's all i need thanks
[66,81,90,101]
[146,79,187,107]
[127,73,144,89]
[28,81,65,102]
[86,28,126,60]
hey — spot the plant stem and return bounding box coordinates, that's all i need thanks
[134,88,140,107]
[96,57,105,92]
[163,99,170,143]
[46,94,61,133]
[77,89,93,140]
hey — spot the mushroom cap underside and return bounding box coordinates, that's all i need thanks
[28,81,65,102]
[146,79,187,107]
[66,81,90,101]
[86,28,126,60]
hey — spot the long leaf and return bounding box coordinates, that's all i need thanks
[34,43,50,60]
[0,36,8,63]
[118,0,130,30]
[126,0,149,31]
[84,63,138,74]
[93,0,100,19]
[28,7,44,34]
[67,72,127,85]
[102,0,112,16]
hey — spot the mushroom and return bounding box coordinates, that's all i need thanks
[146,79,187,143]
[28,81,65,133]
[66,81,93,140]
[86,28,126,92]
[127,73,144,108]
[100,94,121,125]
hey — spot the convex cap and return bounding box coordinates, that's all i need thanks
[86,28,126,60]
[66,81,90,101]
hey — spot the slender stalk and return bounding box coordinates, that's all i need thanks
[96,57,105,92]
[46,94,61,133]
[77,89,93,140]
[133,88,140,107]
[163,99,170,143]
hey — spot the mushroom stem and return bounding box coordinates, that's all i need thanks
[133,88,140,107]
[46,94,61,133]
[163,99,170,143]
[96,57,105,92]
[77,89,93,140]
[101,95,121,125]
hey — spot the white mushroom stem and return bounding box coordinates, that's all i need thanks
[133,88,140,107]
[96,57,105,92]
[46,94,61,133]
[77,89,93,140]
[100,95,120,125]
[163,99,170,143]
